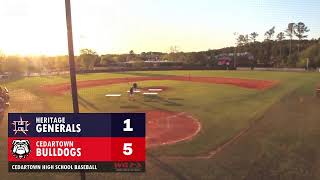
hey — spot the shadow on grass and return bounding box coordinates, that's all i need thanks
[120,105,140,109]
[168,97,185,101]
[143,95,183,106]
[78,95,100,111]
[135,100,165,111]
[147,152,189,180]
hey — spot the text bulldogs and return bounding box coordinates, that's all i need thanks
[36,140,81,157]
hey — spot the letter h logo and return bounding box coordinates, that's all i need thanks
[12,116,30,135]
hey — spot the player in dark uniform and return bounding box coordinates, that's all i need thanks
[133,83,138,90]
[129,86,134,100]
[129,86,134,95]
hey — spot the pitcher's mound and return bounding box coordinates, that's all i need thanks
[146,110,201,147]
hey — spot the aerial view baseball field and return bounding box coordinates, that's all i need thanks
[1,70,319,179]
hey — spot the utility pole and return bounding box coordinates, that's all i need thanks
[234,46,237,68]
[65,0,79,113]
[65,0,84,179]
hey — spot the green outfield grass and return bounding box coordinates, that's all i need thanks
[1,70,320,179]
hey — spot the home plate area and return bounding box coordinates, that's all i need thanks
[146,110,201,147]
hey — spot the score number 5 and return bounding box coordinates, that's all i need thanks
[123,119,133,156]
[123,143,133,156]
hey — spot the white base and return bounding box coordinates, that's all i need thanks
[148,89,162,92]
[105,94,121,97]
[143,92,158,95]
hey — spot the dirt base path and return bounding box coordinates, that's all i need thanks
[40,76,278,95]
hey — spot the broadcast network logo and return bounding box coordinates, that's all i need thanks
[113,162,144,172]
[12,116,30,135]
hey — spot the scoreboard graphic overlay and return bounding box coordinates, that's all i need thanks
[8,113,145,172]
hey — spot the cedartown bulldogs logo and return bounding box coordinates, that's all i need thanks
[11,140,31,159]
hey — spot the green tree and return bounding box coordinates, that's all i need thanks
[43,57,56,73]
[25,57,34,76]
[237,34,249,46]
[55,56,68,74]
[100,55,115,65]
[250,32,259,43]
[298,43,320,68]
[79,48,98,70]
[184,52,209,66]
[126,50,136,61]
[294,22,310,53]
[264,27,276,66]
[264,26,275,41]
[286,23,295,57]
[4,56,27,76]
[277,32,286,63]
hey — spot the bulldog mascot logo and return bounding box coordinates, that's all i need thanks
[11,140,31,159]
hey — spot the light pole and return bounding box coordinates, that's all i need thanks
[233,32,238,69]
[64,0,83,180]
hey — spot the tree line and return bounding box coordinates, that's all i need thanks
[0,54,69,76]
[230,22,318,67]
[0,22,319,76]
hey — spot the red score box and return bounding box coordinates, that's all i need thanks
[8,137,112,162]
[110,137,145,161]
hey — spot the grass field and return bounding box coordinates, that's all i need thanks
[1,70,320,180]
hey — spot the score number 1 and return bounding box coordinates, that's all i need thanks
[123,119,133,132]
[123,119,133,156]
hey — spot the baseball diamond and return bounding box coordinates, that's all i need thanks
[1,1,320,178]
[1,70,320,180]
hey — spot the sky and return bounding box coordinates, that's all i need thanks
[0,0,319,56]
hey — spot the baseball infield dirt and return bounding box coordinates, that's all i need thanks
[40,76,278,95]
[146,110,201,147]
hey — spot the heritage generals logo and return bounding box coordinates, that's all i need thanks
[12,116,30,135]
[11,140,31,159]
